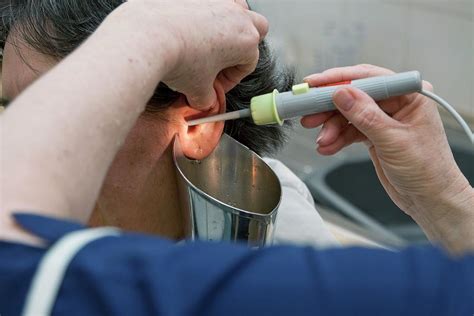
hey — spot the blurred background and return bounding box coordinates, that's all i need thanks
[251,0,474,246]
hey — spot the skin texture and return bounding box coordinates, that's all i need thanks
[2,2,472,253]
[1,0,290,240]
[302,64,474,253]
[119,0,267,110]
[3,34,228,239]
[0,0,292,158]
[0,0,267,244]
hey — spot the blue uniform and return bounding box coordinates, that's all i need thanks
[1,213,473,316]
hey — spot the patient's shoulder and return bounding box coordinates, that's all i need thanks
[263,158,314,206]
[263,158,339,248]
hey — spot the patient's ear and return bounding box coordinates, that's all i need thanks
[176,84,226,160]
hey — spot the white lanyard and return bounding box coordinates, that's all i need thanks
[22,228,120,316]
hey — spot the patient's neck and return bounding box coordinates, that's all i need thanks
[89,145,184,240]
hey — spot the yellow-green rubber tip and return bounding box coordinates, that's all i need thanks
[250,89,283,126]
[292,83,310,95]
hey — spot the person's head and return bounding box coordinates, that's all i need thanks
[1,0,294,238]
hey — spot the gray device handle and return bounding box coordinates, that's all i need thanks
[275,71,423,120]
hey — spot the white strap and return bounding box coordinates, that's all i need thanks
[22,228,120,316]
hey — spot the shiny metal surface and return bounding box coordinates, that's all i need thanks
[173,134,282,247]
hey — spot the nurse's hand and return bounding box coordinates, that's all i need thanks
[116,0,267,110]
[302,64,474,252]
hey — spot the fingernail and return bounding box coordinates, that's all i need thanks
[316,127,326,144]
[333,89,355,111]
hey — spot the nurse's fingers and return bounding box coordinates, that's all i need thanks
[303,64,394,87]
[246,10,269,40]
[233,0,250,9]
[316,113,349,146]
[301,111,337,129]
[218,47,259,93]
[317,125,367,156]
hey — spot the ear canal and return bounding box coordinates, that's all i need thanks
[180,118,225,160]
[178,83,226,160]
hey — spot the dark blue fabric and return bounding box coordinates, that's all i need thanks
[0,214,473,316]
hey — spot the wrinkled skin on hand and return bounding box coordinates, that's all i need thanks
[302,64,472,223]
[119,0,268,110]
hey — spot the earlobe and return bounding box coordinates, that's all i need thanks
[177,84,226,160]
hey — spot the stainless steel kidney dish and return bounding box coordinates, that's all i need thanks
[173,134,282,247]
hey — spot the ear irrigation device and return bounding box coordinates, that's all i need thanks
[187,71,473,144]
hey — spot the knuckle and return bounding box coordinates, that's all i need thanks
[243,54,259,71]
[354,64,373,79]
[261,20,269,35]
[251,27,261,42]
[357,105,382,130]
[358,63,376,70]
[252,48,260,63]
[243,28,261,48]
[323,66,343,74]
[357,64,394,76]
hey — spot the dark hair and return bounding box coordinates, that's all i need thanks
[0,0,295,155]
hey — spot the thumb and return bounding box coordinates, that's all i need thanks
[332,87,395,140]
[186,84,218,111]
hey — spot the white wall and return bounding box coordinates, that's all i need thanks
[251,0,474,118]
